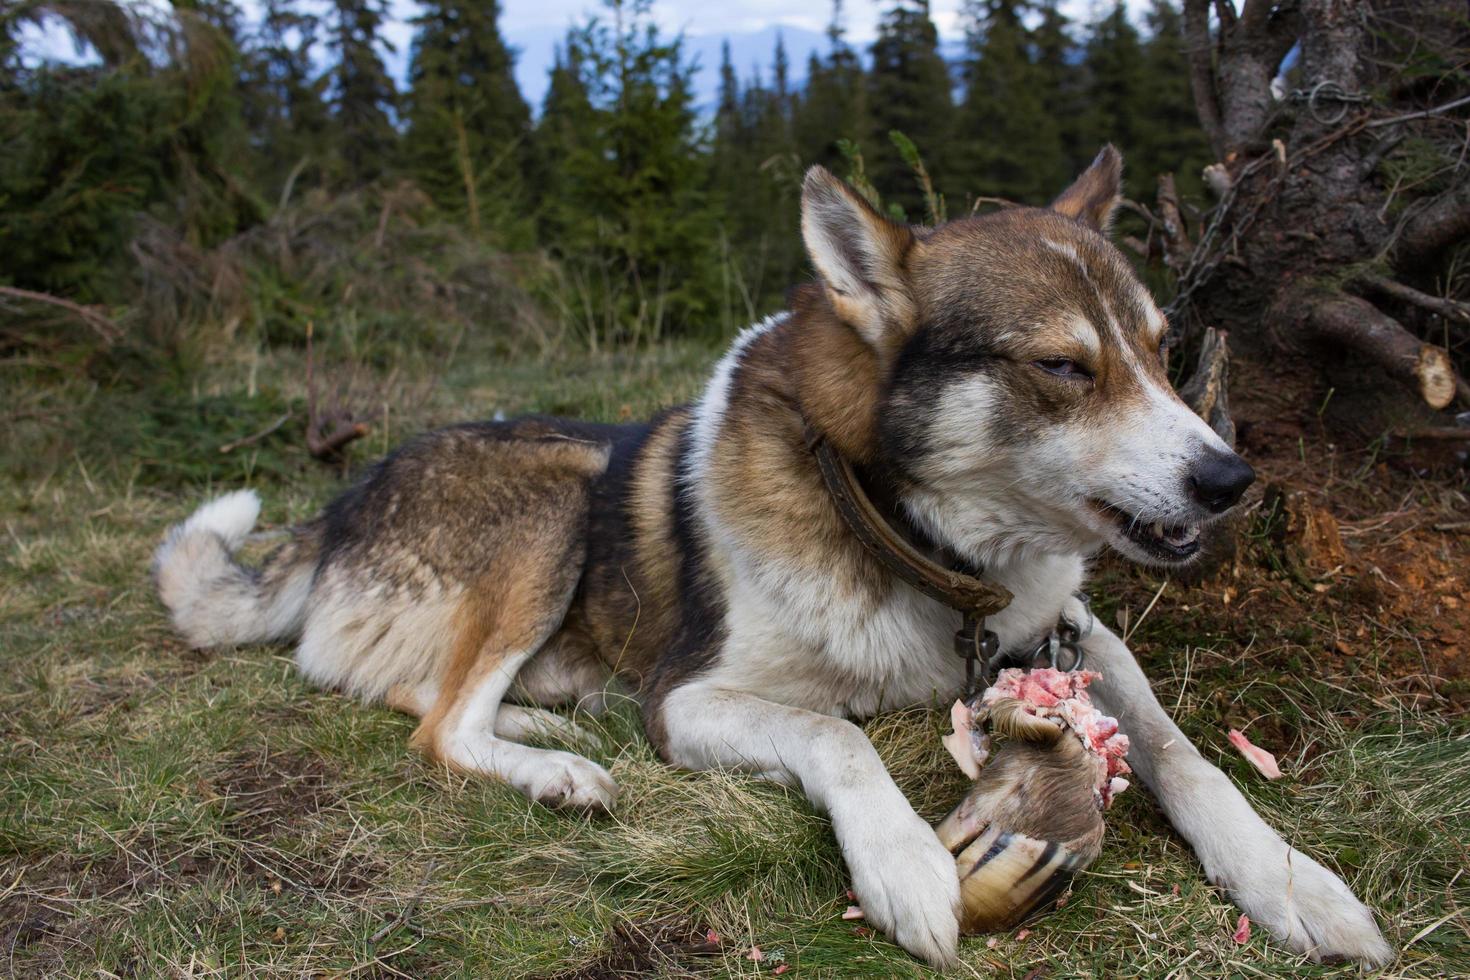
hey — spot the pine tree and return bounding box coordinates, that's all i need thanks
[1134,0,1211,198]
[707,34,803,320]
[711,40,742,188]
[241,0,330,191]
[955,0,1062,204]
[794,0,868,175]
[325,0,397,185]
[866,0,953,219]
[529,39,595,219]
[403,0,529,239]
[1078,2,1149,198]
[1,2,254,298]
[533,0,718,342]
[1032,0,1087,179]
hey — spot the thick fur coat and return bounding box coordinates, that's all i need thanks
[155,149,1392,968]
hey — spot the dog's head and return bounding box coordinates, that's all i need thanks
[797,147,1253,568]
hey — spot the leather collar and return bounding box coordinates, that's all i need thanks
[805,426,1013,620]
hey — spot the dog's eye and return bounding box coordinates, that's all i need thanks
[1034,358,1093,381]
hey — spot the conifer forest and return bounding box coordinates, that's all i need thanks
[1,1,1468,976]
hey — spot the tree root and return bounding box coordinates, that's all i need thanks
[1360,274,1470,326]
[1285,290,1460,410]
[1394,180,1470,267]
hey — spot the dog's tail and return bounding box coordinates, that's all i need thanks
[153,490,319,648]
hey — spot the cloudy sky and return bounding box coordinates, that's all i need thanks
[20,1,1144,108]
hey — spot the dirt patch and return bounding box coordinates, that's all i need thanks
[207,748,340,840]
[0,848,216,976]
[1124,354,1470,707]
[544,916,719,979]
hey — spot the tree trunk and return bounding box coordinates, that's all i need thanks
[1171,0,1469,427]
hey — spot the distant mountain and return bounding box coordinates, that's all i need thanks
[507,26,975,114]
[510,24,831,112]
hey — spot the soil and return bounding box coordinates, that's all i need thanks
[1104,353,1469,710]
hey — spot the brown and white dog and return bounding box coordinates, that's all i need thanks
[155,148,1392,967]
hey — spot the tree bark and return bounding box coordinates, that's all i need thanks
[1282,290,1457,410]
[1394,180,1470,268]
[1170,0,1468,429]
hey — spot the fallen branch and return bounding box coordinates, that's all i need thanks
[1366,93,1470,129]
[219,413,291,454]
[1156,173,1194,274]
[1389,427,1470,442]
[1178,327,1236,446]
[304,321,370,462]
[306,417,369,460]
[1394,181,1470,267]
[0,285,123,344]
[1286,290,1459,410]
[1360,274,1470,325]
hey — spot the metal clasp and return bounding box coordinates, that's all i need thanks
[955,616,1001,698]
[1022,591,1093,673]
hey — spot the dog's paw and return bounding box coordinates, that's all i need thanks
[840,809,960,968]
[1215,840,1392,966]
[524,751,618,813]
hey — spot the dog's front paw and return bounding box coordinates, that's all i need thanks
[839,808,960,968]
[1215,839,1392,966]
[523,750,619,812]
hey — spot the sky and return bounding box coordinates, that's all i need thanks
[18,1,1146,109]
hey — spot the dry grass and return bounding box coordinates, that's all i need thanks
[1,341,1467,978]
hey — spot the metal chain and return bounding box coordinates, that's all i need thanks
[957,592,1093,699]
[1287,80,1373,125]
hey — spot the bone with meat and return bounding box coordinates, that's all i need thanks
[936,667,1130,933]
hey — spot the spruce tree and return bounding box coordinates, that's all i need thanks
[533,0,717,342]
[325,0,397,185]
[1134,0,1211,198]
[404,0,530,239]
[1078,2,1148,198]
[1032,0,1086,180]
[794,0,868,175]
[241,0,330,192]
[956,0,1062,204]
[866,0,953,219]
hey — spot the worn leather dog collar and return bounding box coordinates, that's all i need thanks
[805,425,1013,694]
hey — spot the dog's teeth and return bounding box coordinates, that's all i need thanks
[1152,520,1165,537]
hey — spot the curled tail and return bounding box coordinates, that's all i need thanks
[153,490,319,648]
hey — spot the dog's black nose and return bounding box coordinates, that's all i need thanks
[1189,449,1255,513]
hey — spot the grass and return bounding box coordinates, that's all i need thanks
[1,336,1467,978]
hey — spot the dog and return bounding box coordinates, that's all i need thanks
[154,147,1392,968]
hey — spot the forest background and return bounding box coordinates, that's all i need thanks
[2,1,1468,977]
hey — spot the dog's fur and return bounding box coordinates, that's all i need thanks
[155,149,1392,967]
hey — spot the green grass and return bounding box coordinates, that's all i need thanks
[1,339,1467,978]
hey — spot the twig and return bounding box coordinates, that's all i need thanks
[0,286,123,343]
[1389,427,1470,442]
[969,195,1022,213]
[1367,93,1470,129]
[1360,273,1470,324]
[370,861,439,946]
[219,413,291,454]
[304,320,369,462]
[1123,577,1170,644]
[306,418,369,460]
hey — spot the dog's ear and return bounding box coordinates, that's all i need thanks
[801,166,916,349]
[1050,145,1123,232]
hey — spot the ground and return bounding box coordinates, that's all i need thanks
[1,336,1467,978]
